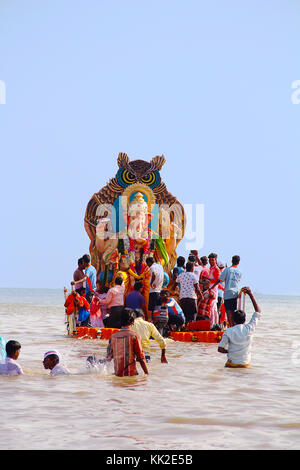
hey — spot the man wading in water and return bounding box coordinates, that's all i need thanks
[217,287,262,368]
[106,308,149,377]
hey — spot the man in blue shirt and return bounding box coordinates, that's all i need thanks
[82,254,97,303]
[125,281,147,318]
[210,255,242,327]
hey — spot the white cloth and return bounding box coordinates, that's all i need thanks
[218,312,261,365]
[210,299,218,327]
[0,357,23,376]
[44,350,61,361]
[50,363,70,375]
[176,271,198,300]
[193,264,202,281]
[149,263,164,293]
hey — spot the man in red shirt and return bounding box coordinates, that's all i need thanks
[106,308,149,377]
[207,253,220,328]
[197,275,216,325]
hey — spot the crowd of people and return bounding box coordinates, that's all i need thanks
[171,250,243,331]
[0,250,262,377]
[69,250,244,335]
[67,249,261,377]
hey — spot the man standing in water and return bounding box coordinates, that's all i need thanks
[217,287,261,368]
[71,254,97,303]
[210,255,242,326]
[106,308,149,377]
[73,257,86,296]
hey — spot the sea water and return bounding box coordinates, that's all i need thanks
[0,288,299,450]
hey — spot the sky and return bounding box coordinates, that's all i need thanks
[0,0,299,295]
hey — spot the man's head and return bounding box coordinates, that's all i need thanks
[115,276,123,286]
[232,255,240,266]
[201,276,210,289]
[172,267,179,279]
[43,351,60,370]
[200,256,208,266]
[133,309,144,319]
[233,309,246,325]
[121,308,135,327]
[208,253,218,267]
[188,254,196,263]
[97,282,109,293]
[146,257,154,267]
[82,254,91,268]
[134,281,143,291]
[177,256,185,268]
[160,289,170,303]
[78,257,84,270]
[186,261,194,272]
[6,340,21,360]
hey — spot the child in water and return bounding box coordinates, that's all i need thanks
[0,340,23,376]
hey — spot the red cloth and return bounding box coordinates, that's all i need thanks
[90,295,102,318]
[64,292,90,316]
[219,303,226,322]
[197,290,215,318]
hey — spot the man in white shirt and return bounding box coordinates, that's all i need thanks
[146,257,164,320]
[43,350,70,375]
[188,253,202,281]
[176,261,201,323]
[218,287,261,367]
[0,340,23,376]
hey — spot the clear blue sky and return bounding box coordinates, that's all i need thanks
[0,1,299,294]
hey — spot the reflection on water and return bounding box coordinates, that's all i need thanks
[0,289,300,450]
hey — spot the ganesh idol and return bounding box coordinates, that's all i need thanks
[95,184,172,306]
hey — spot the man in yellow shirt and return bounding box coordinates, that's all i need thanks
[132,310,168,364]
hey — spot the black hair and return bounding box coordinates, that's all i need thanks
[200,256,208,265]
[6,340,21,358]
[208,252,218,259]
[78,257,84,265]
[134,309,144,318]
[101,285,110,293]
[188,254,196,263]
[115,276,123,286]
[177,256,185,267]
[160,289,170,297]
[233,310,246,325]
[172,268,179,282]
[146,257,154,266]
[186,261,194,272]
[232,255,240,265]
[121,308,135,327]
[82,254,91,264]
[134,281,143,291]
